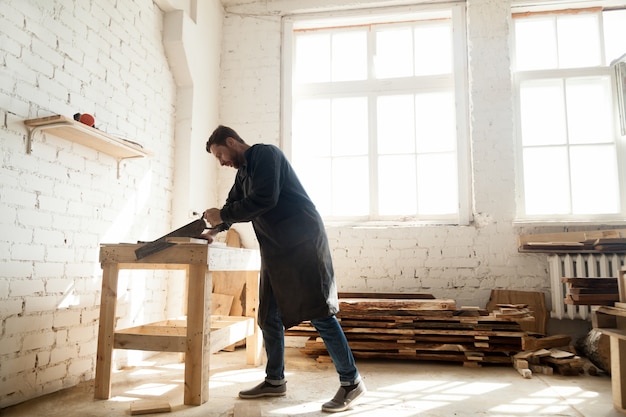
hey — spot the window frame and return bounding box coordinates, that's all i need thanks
[281,3,472,226]
[512,6,626,223]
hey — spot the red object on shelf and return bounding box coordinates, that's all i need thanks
[79,113,95,127]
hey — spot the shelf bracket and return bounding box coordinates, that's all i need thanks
[25,121,72,154]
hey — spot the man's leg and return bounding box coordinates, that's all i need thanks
[239,291,286,398]
[311,315,366,412]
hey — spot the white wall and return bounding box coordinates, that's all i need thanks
[0,0,222,407]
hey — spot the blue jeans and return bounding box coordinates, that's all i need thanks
[261,291,361,386]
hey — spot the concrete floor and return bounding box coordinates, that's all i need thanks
[0,347,620,417]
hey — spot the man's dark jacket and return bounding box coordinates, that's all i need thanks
[219,144,338,329]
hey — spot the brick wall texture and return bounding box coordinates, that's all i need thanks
[0,0,177,407]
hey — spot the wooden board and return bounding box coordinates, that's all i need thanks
[130,400,171,415]
[211,293,234,316]
[486,290,547,334]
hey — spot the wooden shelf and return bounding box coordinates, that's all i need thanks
[23,115,152,160]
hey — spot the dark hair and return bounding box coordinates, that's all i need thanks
[206,125,245,153]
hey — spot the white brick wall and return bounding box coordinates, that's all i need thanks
[0,0,178,408]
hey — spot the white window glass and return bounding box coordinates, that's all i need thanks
[332,31,367,81]
[514,18,558,71]
[375,28,413,79]
[295,34,330,83]
[523,147,571,215]
[519,80,567,146]
[378,155,417,215]
[604,9,626,65]
[570,145,620,214]
[292,99,331,159]
[557,14,600,68]
[565,77,613,144]
[377,95,415,155]
[331,97,368,156]
[415,91,456,153]
[414,23,452,75]
[417,153,457,214]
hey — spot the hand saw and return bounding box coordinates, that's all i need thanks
[134,216,228,260]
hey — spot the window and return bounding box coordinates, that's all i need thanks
[282,5,470,224]
[513,8,626,220]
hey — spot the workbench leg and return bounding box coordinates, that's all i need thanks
[94,263,119,399]
[184,265,211,406]
[611,336,626,413]
[245,271,262,366]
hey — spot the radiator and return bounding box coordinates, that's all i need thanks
[548,253,624,320]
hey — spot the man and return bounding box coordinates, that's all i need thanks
[203,125,366,413]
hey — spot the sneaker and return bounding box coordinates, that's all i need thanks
[239,381,287,399]
[321,381,366,413]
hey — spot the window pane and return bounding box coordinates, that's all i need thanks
[295,33,330,83]
[523,147,570,215]
[557,14,600,68]
[417,153,457,214]
[332,156,369,216]
[292,99,331,160]
[375,28,413,79]
[297,157,332,216]
[566,77,612,144]
[570,145,620,214]
[603,9,626,65]
[377,95,415,154]
[378,155,417,215]
[332,31,367,81]
[415,91,456,152]
[414,23,452,75]
[515,17,557,70]
[331,97,368,156]
[519,80,566,146]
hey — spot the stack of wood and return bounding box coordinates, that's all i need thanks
[285,293,534,367]
[518,229,626,253]
[562,277,618,306]
[513,334,587,378]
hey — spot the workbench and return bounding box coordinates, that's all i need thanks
[594,266,626,414]
[94,242,262,406]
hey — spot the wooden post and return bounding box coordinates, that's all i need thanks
[94,263,119,399]
[245,271,262,366]
[611,335,626,413]
[184,264,211,405]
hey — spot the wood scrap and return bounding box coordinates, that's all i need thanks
[130,400,171,415]
[517,229,626,253]
[522,334,571,351]
[486,290,547,334]
[562,277,618,306]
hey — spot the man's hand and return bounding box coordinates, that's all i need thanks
[203,208,223,227]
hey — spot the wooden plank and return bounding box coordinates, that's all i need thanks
[339,298,456,311]
[562,277,618,287]
[338,292,436,299]
[130,400,171,415]
[486,290,547,334]
[210,316,255,353]
[211,293,234,315]
[522,334,571,351]
[94,263,119,400]
[213,271,247,316]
